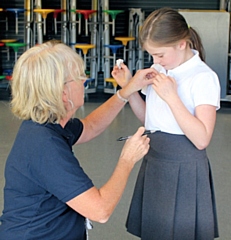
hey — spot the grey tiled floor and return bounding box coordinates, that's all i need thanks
[0,97,231,240]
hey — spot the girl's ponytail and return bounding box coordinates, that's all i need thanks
[189,27,205,62]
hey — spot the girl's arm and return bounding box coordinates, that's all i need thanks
[120,89,146,124]
[169,97,216,150]
[152,73,217,149]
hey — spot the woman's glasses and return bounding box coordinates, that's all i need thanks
[64,75,87,85]
[64,79,75,85]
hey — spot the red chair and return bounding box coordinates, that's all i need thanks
[76,10,97,36]
[53,9,65,34]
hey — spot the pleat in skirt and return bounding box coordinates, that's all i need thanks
[126,131,219,240]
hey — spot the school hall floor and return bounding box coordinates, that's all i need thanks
[0,92,231,240]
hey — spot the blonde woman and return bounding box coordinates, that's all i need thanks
[0,41,155,240]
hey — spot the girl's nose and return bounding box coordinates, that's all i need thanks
[153,56,160,64]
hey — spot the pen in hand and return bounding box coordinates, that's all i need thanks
[117,130,155,141]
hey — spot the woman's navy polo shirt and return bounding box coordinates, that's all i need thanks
[0,119,94,240]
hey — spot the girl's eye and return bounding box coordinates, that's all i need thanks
[152,55,163,58]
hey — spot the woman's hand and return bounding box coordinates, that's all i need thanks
[120,68,158,99]
[111,63,132,87]
[67,126,150,223]
[119,127,150,166]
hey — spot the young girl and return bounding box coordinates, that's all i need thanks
[112,7,220,240]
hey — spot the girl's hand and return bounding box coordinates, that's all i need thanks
[111,63,132,88]
[152,73,178,103]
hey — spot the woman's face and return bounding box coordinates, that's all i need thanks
[64,76,86,111]
[144,40,186,70]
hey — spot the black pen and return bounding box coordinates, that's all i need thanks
[117,130,155,141]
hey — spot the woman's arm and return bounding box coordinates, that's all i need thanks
[77,93,127,144]
[67,127,150,222]
[111,64,158,125]
[77,68,155,144]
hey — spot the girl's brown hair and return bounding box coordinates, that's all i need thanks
[139,7,205,61]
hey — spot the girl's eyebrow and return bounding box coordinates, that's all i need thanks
[147,50,164,56]
[146,49,164,56]
[151,52,164,56]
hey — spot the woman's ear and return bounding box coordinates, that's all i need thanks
[62,87,68,103]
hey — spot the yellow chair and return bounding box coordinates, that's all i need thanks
[105,77,117,93]
[115,36,135,60]
[0,39,17,43]
[74,44,95,66]
[75,44,97,94]
[34,9,55,35]
[0,39,17,61]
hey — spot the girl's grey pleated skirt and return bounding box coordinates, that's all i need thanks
[126,131,219,240]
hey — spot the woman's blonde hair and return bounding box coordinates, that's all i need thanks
[139,7,205,61]
[11,40,85,124]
